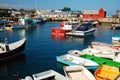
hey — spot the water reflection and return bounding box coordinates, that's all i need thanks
[19,29,26,38]
[52,34,95,44]
[0,53,26,80]
[66,35,95,44]
[52,34,65,40]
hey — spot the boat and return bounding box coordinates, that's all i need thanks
[69,49,120,61]
[63,65,96,80]
[4,24,12,31]
[111,24,120,29]
[83,47,120,59]
[80,54,120,67]
[0,19,8,25]
[18,17,34,26]
[94,65,120,80]
[0,38,26,61]
[21,70,68,80]
[51,21,72,35]
[114,73,120,80]
[83,19,99,27]
[112,36,120,44]
[56,53,99,70]
[66,22,96,37]
[68,50,120,66]
[91,42,120,50]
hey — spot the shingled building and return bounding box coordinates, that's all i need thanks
[83,8,106,19]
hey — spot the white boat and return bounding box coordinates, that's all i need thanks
[66,23,96,37]
[91,41,120,50]
[0,38,26,61]
[21,70,68,80]
[60,21,73,31]
[112,36,120,43]
[82,47,120,59]
[63,65,96,80]
[56,53,99,70]
[111,24,120,29]
[68,48,120,62]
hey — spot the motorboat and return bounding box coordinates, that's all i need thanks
[51,21,72,35]
[0,38,26,61]
[66,23,96,37]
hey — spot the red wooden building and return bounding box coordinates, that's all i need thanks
[83,8,106,19]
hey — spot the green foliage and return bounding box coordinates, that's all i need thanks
[62,7,71,11]
[28,9,36,14]
[0,9,9,14]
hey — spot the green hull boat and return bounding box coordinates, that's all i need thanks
[80,54,120,68]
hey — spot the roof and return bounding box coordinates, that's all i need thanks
[42,12,71,15]
[83,10,99,14]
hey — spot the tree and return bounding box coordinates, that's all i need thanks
[28,9,36,14]
[62,7,71,11]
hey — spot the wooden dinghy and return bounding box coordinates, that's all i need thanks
[64,65,96,80]
[94,65,120,80]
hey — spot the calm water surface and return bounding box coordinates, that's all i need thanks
[0,22,120,80]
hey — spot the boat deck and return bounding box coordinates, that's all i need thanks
[66,32,84,36]
[32,70,68,80]
[68,72,90,80]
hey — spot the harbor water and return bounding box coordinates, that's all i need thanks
[0,22,120,80]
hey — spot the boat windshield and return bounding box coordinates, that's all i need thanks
[76,23,92,31]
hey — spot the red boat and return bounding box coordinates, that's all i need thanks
[0,38,26,61]
[51,22,72,35]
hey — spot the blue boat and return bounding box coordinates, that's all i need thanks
[112,36,120,42]
[56,53,99,70]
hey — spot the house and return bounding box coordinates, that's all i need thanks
[83,8,106,19]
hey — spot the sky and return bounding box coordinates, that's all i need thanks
[0,0,120,16]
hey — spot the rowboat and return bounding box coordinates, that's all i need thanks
[91,42,120,50]
[112,36,120,42]
[68,49,120,61]
[112,36,120,45]
[81,54,120,67]
[0,38,26,61]
[21,70,68,80]
[56,53,99,70]
[82,47,120,59]
[68,50,120,67]
[64,65,96,80]
[94,65,120,80]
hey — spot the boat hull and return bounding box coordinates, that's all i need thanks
[94,65,119,80]
[0,39,26,61]
[81,54,120,67]
[64,65,96,80]
[66,28,96,37]
[56,54,99,70]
